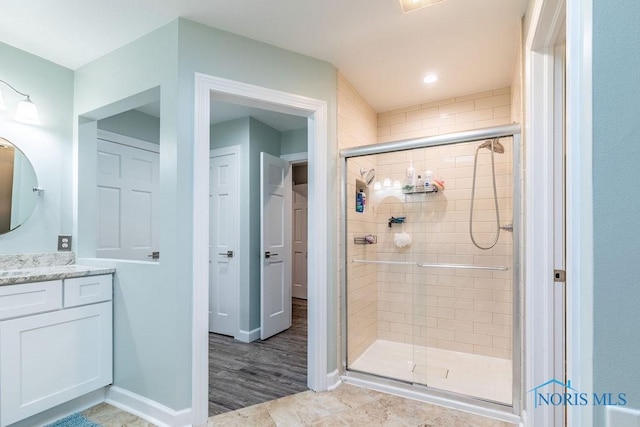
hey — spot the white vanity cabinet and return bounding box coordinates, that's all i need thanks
[0,274,113,427]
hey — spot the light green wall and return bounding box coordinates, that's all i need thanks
[72,17,337,411]
[0,41,74,253]
[210,117,248,150]
[280,127,308,155]
[593,0,640,422]
[98,109,161,144]
[74,21,187,409]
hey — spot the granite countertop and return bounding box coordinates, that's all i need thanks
[0,265,116,286]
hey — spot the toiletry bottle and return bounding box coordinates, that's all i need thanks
[424,170,433,189]
[416,174,423,188]
[361,190,367,213]
[356,189,364,213]
[406,164,415,188]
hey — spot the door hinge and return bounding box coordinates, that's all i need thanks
[554,269,566,282]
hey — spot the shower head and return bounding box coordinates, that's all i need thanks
[360,168,376,186]
[478,139,505,154]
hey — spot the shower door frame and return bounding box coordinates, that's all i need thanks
[339,123,522,420]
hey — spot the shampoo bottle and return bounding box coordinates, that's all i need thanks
[361,190,367,213]
[406,164,416,187]
[356,189,364,213]
[424,170,433,189]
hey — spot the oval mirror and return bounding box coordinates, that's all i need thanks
[0,137,39,234]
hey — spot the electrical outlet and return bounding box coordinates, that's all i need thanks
[58,235,72,251]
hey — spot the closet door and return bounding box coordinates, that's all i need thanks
[96,136,159,261]
[209,146,240,336]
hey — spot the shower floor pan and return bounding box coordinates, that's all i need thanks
[349,339,512,405]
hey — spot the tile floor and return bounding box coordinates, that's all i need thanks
[82,403,153,426]
[349,340,513,404]
[82,384,516,426]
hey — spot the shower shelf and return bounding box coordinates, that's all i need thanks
[353,235,377,245]
[402,184,438,194]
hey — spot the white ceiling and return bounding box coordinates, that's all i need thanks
[0,0,527,113]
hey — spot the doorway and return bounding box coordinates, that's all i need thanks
[207,106,308,341]
[193,74,330,426]
[292,163,308,301]
[209,140,308,416]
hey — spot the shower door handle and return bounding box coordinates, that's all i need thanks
[500,224,514,232]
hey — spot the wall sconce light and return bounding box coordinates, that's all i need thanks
[0,79,40,125]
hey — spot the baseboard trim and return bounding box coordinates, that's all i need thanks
[326,369,341,391]
[606,406,640,426]
[9,388,106,427]
[106,386,191,427]
[236,327,260,343]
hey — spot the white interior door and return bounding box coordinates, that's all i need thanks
[292,183,308,300]
[552,42,567,427]
[96,137,159,261]
[260,152,292,340]
[209,147,240,336]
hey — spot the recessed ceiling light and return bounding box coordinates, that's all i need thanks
[399,0,446,13]
[423,74,439,84]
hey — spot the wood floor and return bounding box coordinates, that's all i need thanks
[208,298,308,416]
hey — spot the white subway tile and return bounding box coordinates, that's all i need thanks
[474,322,511,337]
[455,331,493,346]
[439,100,475,115]
[438,318,474,332]
[475,94,511,110]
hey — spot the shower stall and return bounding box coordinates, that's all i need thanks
[340,124,521,415]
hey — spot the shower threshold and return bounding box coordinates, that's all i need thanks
[349,340,512,405]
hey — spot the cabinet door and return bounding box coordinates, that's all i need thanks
[0,302,112,426]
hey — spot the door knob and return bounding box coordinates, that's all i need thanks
[218,250,234,258]
[265,251,279,259]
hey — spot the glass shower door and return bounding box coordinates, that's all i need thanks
[345,151,425,384]
[343,132,517,408]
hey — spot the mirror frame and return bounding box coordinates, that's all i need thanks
[0,137,40,234]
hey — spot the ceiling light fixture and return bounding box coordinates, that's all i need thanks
[0,79,41,125]
[423,74,439,84]
[399,0,446,13]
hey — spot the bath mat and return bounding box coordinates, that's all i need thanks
[45,412,101,427]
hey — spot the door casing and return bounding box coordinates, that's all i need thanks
[192,74,330,426]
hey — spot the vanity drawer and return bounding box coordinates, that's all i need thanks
[0,281,63,320]
[64,275,112,308]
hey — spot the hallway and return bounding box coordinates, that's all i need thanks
[208,298,308,415]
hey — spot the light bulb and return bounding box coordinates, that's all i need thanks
[423,74,439,84]
[15,97,40,125]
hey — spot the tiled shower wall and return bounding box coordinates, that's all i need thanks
[373,88,514,359]
[337,73,379,365]
[340,84,515,366]
[373,140,513,359]
[377,88,512,144]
